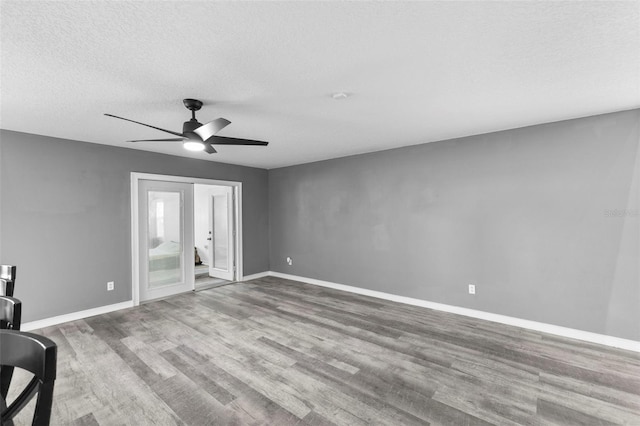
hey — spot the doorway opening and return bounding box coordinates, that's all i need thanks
[194,184,235,291]
[131,173,242,305]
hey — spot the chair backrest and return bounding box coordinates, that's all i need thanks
[0,330,57,426]
[0,266,16,298]
[0,279,14,297]
[0,265,16,282]
[0,297,22,408]
[0,296,21,330]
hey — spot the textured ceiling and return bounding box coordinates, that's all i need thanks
[1,1,639,169]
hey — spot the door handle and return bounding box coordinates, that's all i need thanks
[207,237,212,241]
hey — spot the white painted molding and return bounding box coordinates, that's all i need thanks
[241,271,271,281]
[268,271,640,353]
[22,301,134,331]
[20,271,640,353]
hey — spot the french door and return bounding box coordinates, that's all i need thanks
[208,187,235,281]
[138,180,194,302]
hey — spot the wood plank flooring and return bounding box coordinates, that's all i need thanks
[7,276,640,425]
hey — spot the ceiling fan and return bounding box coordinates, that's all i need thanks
[104,99,268,154]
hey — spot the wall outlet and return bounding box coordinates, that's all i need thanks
[286,257,293,266]
[468,284,476,295]
[107,281,115,291]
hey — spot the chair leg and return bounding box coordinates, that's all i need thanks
[32,381,54,426]
[0,366,14,399]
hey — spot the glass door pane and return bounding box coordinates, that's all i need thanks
[213,194,229,270]
[208,186,234,281]
[147,190,183,288]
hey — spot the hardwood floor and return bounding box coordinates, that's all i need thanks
[8,276,640,425]
[195,275,232,291]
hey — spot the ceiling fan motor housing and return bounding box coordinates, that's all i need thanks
[183,119,202,135]
[182,99,204,137]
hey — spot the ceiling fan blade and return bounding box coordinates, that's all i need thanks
[127,138,186,142]
[104,114,184,137]
[207,135,269,146]
[203,143,217,154]
[193,118,232,141]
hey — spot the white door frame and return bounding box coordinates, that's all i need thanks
[131,172,243,306]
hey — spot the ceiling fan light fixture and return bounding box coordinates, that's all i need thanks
[183,140,205,151]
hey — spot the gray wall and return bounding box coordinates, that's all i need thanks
[269,109,640,341]
[0,130,269,322]
[2,110,638,339]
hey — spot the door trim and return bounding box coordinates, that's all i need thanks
[131,172,243,306]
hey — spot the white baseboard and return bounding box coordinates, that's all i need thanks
[241,271,271,281]
[268,271,640,353]
[22,301,134,331]
[19,271,273,331]
[19,272,640,353]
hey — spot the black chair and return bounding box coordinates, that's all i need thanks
[0,296,23,401]
[0,280,14,298]
[0,296,21,330]
[0,330,57,426]
[0,265,16,284]
[0,266,16,297]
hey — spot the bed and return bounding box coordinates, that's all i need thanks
[148,241,181,272]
